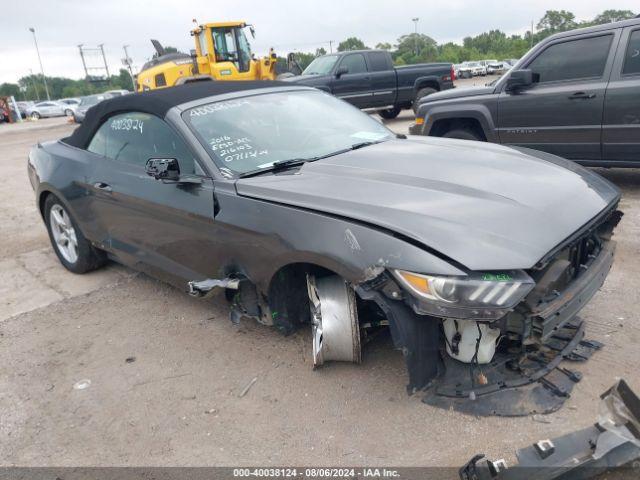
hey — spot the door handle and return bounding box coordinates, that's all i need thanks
[93,182,112,193]
[568,92,596,100]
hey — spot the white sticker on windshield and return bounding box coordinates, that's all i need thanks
[111,117,144,134]
[208,135,268,163]
[350,131,387,141]
[224,150,269,163]
[189,100,251,117]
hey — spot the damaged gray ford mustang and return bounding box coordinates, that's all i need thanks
[28,81,622,415]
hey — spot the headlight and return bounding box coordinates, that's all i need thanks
[392,269,535,321]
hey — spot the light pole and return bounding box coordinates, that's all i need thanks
[122,45,137,91]
[412,18,420,56]
[28,27,50,101]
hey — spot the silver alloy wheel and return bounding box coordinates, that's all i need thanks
[49,204,79,264]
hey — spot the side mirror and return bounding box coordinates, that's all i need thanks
[146,158,180,181]
[335,66,348,78]
[506,69,533,91]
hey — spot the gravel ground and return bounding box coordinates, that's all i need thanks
[1,95,639,469]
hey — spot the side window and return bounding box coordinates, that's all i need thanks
[368,52,391,72]
[86,112,198,175]
[197,31,208,56]
[87,124,108,156]
[623,30,640,75]
[527,35,613,83]
[340,54,367,74]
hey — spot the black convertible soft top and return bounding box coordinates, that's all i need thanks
[63,80,289,149]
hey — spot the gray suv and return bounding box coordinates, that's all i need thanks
[410,17,640,167]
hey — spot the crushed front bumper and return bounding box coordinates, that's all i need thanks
[358,237,616,416]
[530,241,615,341]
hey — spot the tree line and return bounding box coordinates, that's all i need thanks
[307,9,636,68]
[1,9,635,101]
[0,69,134,102]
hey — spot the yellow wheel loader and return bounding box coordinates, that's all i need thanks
[136,22,282,91]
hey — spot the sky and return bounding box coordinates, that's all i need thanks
[1,0,637,84]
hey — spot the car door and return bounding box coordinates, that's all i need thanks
[37,102,53,117]
[85,111,221,287]
[330,53,373,108]
[497,32,618,161]
[602,26,640,165]
[366,51,396,108]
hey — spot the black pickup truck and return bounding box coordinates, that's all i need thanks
[283,50,455,118]
[410,17,640,167]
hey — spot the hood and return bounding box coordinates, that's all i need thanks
[423,86,495,103]
[235,137,619,271]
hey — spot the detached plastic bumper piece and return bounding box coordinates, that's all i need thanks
[459,379,640,480]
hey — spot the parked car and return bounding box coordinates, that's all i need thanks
[72,94,112,123]
[26,101,66,119]
[411,17,640,167]
[59,98,81,116]
[457,62,474,78]
[479,59,498,69]
[28,81,622,413]
[104,89,131,97]
[464,61,487,76]
[283,49,454,118]
[16,101,35,119]
[487,60,507,75]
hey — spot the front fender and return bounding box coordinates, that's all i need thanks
[214,190,466,295]
[420,103,498,142]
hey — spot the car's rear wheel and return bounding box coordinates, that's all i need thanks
[64,109,73,117]
[413,87,437,114]
[442,129,483,141]
[44,195,106,274]
[378,106,401,119]
[31,112,41,120]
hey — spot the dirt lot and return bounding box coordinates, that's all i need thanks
[1,93,639,468]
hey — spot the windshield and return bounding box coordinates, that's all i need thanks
[467,62,479,67]
[184,90,394,176]
[302,55,339,75]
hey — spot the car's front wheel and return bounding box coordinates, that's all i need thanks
[31,112,41,120]
[44,195,106,274]
[64,109,73,117]
[378,106,401,119]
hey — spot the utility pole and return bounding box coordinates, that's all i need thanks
[531,20,534,48]
[122,45,137,91]
[99,44,110,77]
[329,40,333,53]
[78,44,88,78]
[28,27,50,100]
[412,18,420,56]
